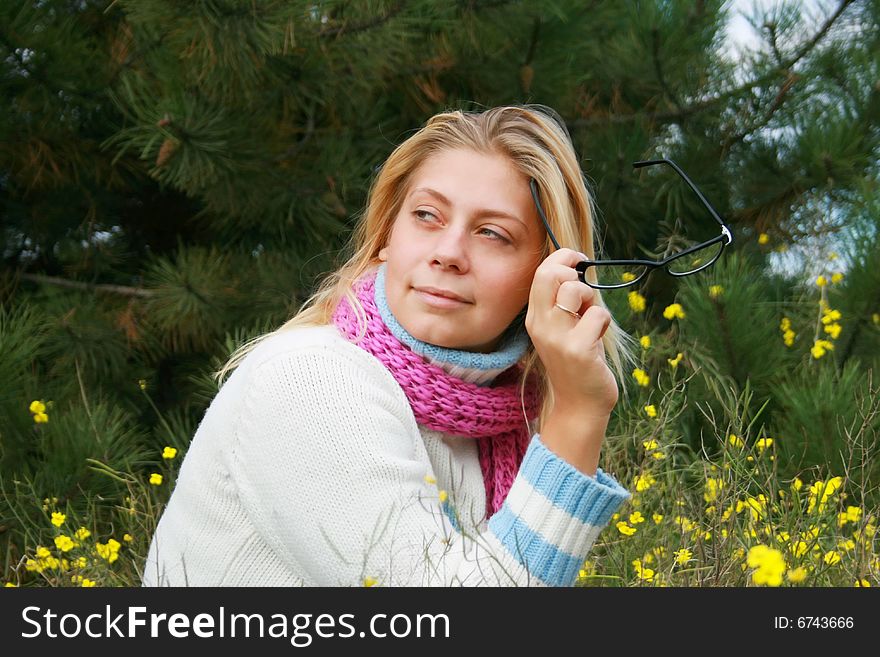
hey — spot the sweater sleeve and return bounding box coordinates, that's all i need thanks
[231,343,630,586]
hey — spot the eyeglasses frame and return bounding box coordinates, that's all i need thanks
[529,158,734,290]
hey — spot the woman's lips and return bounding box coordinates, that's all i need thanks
[413,289,470,309]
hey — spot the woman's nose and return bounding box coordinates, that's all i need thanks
[430,224,470,272]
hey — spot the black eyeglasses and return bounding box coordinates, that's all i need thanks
[529,158,734,290]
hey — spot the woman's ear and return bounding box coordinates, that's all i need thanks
[378,247,388,262]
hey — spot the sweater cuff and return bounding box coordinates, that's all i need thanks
[487,433,631,586]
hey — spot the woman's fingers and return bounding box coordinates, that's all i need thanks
[577,304,612,344]
[530,248,591,311]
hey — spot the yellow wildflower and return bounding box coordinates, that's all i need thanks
[423,474,436,485]
[149,473,163,486]
[639,335,651,350]
[854,579,871,587]
[50,512,66,527]
[29,400,46,414]
[363,577,379,587]
[815,275,827,287]
[674,516,696,532]
[792,477,803,491]
[873,313,879,325]
[632,368,650,387]
[438,490,448,503]
[823,323,842,339]
[755,437,774,452]
[629,511,646,525]
[621,272,637,282]
[138,379,147,391]
[74,557,88,568]
[667,352,684,369]
[651,450,666,460]
[729,434,744,448]
[628,291,646,313]
[95,539,121,564]
[673,548,693,566]
[807,476,843,513]
[632,559,654,582]
[642,439,659,451]
[823,551,841,566]
[162,446,178,460]
[831,272,843,284]
[810,339,835,359]
[75,527,91,541]
[821,308,841,324]
[737,495,767,521]
[787,567,808,583]
[663,303,686,320]
[616,521,636,536]
[704,477,724,503]
[54,535,75,553]
[634,473,656,492]
[708,285,724,299]
[747,545,786,586]
[123,534,133,543]
[758,233,769,245]
[653,513,663,524]
[4,582,17,587]
[81,578,97,587]
[644,404,657,418]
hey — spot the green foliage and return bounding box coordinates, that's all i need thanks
[772,361,880,480]
[2,0,879,586]
[677,251,786,392]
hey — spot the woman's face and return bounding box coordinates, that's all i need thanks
[379,148,546,352]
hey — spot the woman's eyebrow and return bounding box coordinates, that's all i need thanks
[410,187,526,228]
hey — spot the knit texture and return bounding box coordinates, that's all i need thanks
[331,265,539,516]
[142,297,632,586]
[373,262,531,384]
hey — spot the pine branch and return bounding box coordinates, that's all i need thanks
[837,289,880,365]
[19,273,154,298]
[721,70,800,151]
[568,0,855,128]
[711,297,744,389]
[317,1,408,38]
[651,26,681,112]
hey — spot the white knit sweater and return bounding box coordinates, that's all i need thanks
[142,325,630,587]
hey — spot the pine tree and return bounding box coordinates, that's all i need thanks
[2,0,878,576]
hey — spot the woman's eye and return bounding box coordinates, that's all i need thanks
[414,210,437,222]
[479,228,508,242]
[413,211,509,243]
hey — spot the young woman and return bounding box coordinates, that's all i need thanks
[142,104,636,587]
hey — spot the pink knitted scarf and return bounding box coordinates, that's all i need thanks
[330,268,541,517]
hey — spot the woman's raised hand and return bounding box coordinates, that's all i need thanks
[524,248,619,420]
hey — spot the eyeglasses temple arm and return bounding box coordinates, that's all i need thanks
[529,178,562,251]
[633,159,734,245]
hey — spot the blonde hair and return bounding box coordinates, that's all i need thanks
[216,104,638,430]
